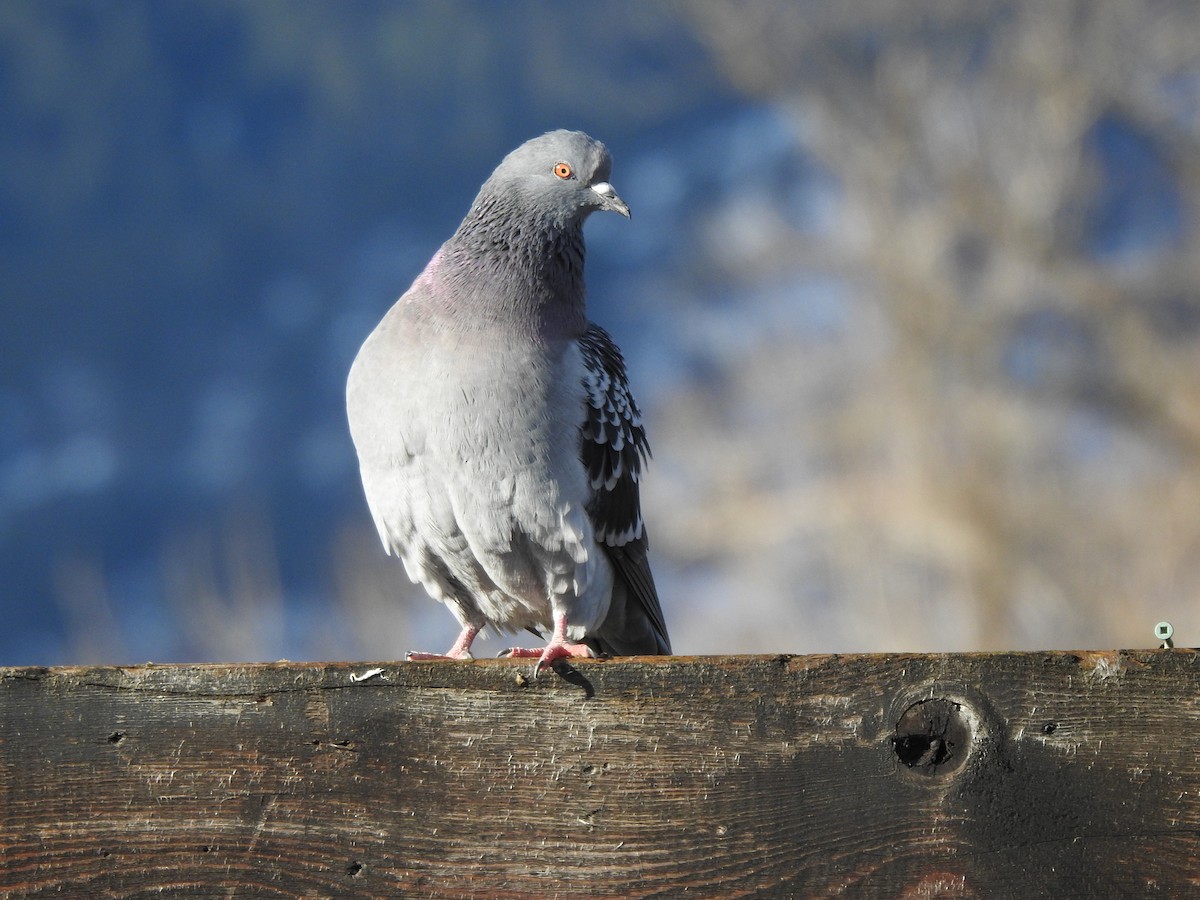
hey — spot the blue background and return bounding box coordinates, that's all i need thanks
[4,1,1198,663]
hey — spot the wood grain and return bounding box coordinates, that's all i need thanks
[2,652,1198,897]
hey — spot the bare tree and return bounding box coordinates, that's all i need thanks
[661,0,1200,651]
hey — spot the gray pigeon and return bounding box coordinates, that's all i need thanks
[347,130,671,672]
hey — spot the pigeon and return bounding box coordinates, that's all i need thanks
[346,130,671,673]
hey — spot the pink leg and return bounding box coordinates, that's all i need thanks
[503,612,596,674]
[406,624,479,661]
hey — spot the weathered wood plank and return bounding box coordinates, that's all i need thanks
[1,652,1198,897]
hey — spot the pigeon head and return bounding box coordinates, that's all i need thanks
[479,130,630,227]
[434,131,627,334]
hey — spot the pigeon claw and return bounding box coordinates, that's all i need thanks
[405,624,479,661]
[501,612,596,676]
[503,640,596,677]
[537,640,597,677]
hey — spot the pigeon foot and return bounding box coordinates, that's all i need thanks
[502,613,596,675]
[406,624,478,661]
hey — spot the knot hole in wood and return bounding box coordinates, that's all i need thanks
[891,696,977,780]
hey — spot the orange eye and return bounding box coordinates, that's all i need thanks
[553,162,573,180]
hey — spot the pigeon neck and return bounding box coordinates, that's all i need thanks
[442,202,589,339]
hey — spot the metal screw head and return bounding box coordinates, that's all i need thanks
[1155,621,1174,649]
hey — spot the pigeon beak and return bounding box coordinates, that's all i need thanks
[590,182,630,219]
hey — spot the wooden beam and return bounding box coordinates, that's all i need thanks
[2,651,1198,896]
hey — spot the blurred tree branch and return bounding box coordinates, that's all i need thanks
[675,0,1200,647]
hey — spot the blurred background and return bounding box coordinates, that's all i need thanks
[3,0,1200,665]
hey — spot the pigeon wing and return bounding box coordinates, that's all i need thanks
[578,324,672,654]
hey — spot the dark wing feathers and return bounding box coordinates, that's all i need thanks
[578,324,672,655]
